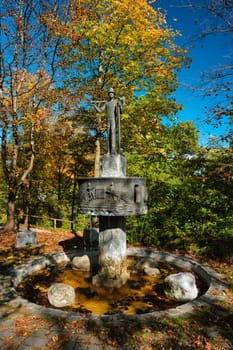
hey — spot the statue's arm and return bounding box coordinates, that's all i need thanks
[93,102,106,113]
[119,96,125,106]
[94,105,101,113]
[117,97,125,114]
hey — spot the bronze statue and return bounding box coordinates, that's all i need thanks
[93,88,125,154]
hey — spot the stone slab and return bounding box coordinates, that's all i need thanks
[16,230,37,248]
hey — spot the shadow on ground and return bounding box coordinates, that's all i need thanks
[83,302,233,349]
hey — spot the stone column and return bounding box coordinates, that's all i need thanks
[92,227,129,288]
[92,154,129,288]
[78,154,147,288]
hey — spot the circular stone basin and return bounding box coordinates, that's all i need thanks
[16,259,204,315]
[11,247,226,320]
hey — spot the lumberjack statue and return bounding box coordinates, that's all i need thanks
[78,88,147,289]
[92,88,125,154]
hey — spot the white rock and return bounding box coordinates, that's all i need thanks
[135,257,159,273]
[144,267,161,277]
[164,272,198,302]
[48,283,75,308]
[72,255,91,271]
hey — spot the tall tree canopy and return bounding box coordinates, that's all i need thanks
[53,0,189,162]
[0,0,64,231]
[0,0,189,231]
[57,0,188,99]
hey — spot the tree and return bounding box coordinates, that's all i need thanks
[126,118,233,258]
[0,0,63,231]
[166,0,233,144]
[197,0,233,144]
[0,156,7,223]
[125,119,199,244]
[53,0,189,170]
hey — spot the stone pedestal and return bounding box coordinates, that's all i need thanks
[96,155,128,287]
[78,154,147,288]
[101,154,126,177]
[92,228,129,288]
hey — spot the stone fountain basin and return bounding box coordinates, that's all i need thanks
[10,247,227,320]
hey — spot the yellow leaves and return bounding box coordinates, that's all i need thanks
[155,147,165,154]
[26,81,35,91]
[35,109,43,118]
[34,283,48,293]
[145,133,152,140]
[52,335,59,342]
[121,112,130,120]
[2,98,10,108]
[122,60,140,75]
[73,0,168,48]
[7,255,15,261]
[58,0,188,129]
[156,47,163,55]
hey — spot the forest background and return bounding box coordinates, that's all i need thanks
[0,0,232,259]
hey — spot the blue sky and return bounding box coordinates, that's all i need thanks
[153,0,232,146]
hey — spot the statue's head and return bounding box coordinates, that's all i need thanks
[108,87,114,97]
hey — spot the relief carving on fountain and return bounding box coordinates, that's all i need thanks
[78,178,147,216]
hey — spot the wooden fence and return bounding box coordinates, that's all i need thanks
[20,214,75,230]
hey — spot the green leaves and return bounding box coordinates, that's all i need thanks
[126,123,233,258]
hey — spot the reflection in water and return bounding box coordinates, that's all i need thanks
[17,258,203,315]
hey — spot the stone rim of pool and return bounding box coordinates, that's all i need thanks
[10,246,228,320]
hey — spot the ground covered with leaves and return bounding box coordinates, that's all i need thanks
[0,227,232,349]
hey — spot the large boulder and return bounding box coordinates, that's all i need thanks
[164,272,198,302]
[48,283,75,308]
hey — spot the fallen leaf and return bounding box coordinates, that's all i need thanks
[52,335,59,342]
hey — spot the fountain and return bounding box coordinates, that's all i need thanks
[78,88,148,288]
[9,88,227,322]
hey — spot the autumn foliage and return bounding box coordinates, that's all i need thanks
[0,0,232,260]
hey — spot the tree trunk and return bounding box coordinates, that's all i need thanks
[91,130,102,228]
[24,205,29,229]
[71,169,77,232]
[94,136,101,177]
[4,188,17,232]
